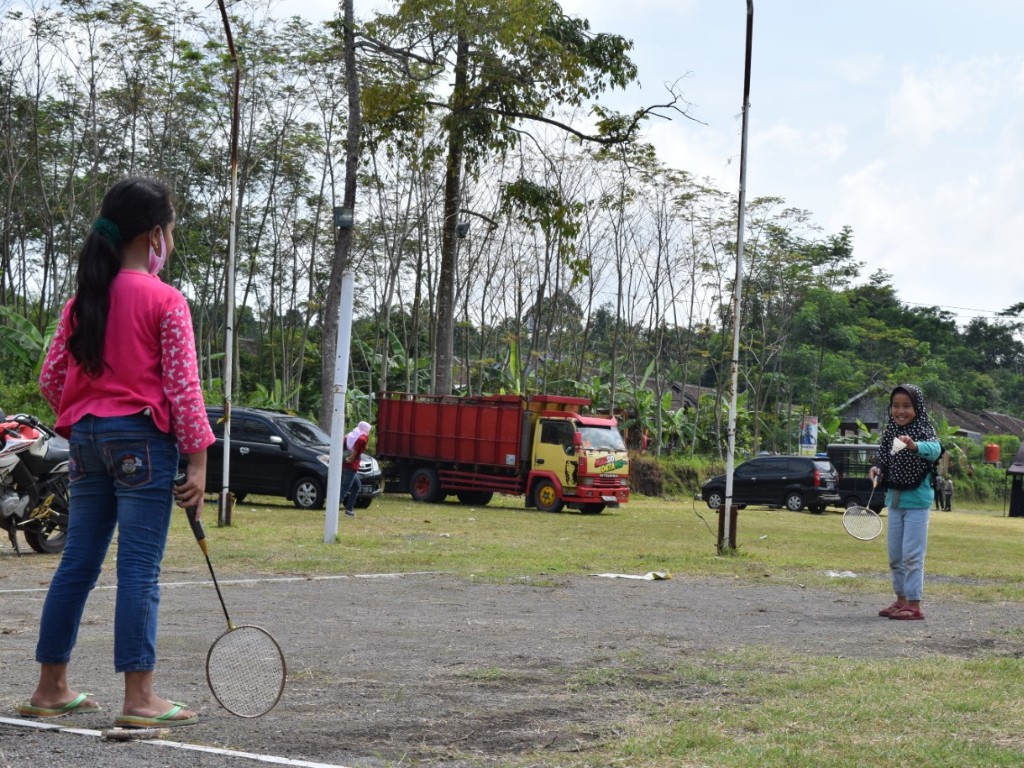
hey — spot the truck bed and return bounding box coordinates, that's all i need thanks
[376,392,526,469]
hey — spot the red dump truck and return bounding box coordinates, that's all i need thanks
[375,392,630,513]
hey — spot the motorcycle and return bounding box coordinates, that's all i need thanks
[0,410,70,555]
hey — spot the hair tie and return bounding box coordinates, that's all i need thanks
[91,217,122,246]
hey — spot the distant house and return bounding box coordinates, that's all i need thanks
[835,385,889,437]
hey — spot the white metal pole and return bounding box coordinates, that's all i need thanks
[723,0,754,553]
[324,270,356,543]
[216,0,239,527]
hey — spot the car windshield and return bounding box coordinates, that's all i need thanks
[578,426,626,451]
[277,417,331,447]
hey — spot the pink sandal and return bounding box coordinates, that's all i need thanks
[889,605,924,620]
[878,601,906,617]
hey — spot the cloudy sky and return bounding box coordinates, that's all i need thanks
[558,0,1024,327]
[185,1,1024,325]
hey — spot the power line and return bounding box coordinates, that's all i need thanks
[901,300,1016,323]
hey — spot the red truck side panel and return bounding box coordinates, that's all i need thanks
[377,393,525,469]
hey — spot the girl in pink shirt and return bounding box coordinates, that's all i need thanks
[19,177,214,729]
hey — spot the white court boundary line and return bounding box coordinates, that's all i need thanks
[0,571,445,595]
[0,716,353,768]
[0,572,446,763]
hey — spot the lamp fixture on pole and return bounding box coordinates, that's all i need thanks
[334,206,354,229]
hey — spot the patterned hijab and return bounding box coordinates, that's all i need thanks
[877,384,938,489]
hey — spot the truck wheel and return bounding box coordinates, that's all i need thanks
[456,491,492,506]
[532,479,564,513]
[580,503,606,514]
[409,468,442,503]
[292,476,325,509]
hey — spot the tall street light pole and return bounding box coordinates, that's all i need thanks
[722,0,754,554]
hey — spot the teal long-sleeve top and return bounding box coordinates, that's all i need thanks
[884,441,942,509]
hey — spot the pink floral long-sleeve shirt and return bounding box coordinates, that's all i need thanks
[39,270,215,454]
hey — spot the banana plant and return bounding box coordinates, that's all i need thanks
[0,306,53,377]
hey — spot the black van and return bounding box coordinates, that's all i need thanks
[193,406,383,510]
[700,455,841,513]
[825,443,886,512]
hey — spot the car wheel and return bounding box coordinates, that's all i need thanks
[784,492,804,512]
[292,476,325,510]
[809,503,826,514]
[845,498,859,510]
[409,467,443,503]
[233,492,247,503]
[532,479,564,513]
[354,497,373,510]
[579,503,606,514]
[705,490,724,510]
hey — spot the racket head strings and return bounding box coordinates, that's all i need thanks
[842,505,883,540]
[206,624,286,718]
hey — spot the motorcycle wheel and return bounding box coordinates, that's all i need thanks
[21,472,69,555]
[24,522,67,554]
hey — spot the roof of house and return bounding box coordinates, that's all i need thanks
[928,403,1024,439]
[837,390,1024,440]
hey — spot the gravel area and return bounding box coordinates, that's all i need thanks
[3,546,1023,767]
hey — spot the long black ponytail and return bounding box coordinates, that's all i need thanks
[68,177,175,377]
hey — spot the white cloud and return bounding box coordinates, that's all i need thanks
[753,121,848,165]
[886,58,1005,145]
[835,54,885,85]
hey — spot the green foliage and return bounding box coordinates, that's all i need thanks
[627,453,664,496]
[0,379,52,421]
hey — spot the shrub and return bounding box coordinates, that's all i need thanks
[629,453,664,496]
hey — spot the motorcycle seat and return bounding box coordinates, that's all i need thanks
[45,436,70,464]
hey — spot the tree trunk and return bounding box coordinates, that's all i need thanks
[320,0,361,429]
[433,33,469,396]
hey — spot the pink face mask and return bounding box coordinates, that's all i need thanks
[148,229,167,275]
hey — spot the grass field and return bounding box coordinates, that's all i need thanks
[161,493,1024,767]
[168,493,1024,600]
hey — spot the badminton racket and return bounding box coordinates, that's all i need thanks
[177,475,286,717]
[842,477,883,541]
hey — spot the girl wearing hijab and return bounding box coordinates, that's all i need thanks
[869,384,942,621]
[339,421,371,518]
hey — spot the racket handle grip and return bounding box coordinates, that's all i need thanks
[175,472,206,543]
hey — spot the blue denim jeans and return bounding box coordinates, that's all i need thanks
[886,505,930,602]
[35,414,178,673]
[339,467,361,512]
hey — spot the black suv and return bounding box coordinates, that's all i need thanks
[826,443,887,512]
[194,406,382,510]
[700,455,841,513]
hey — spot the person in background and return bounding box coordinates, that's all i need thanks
[943,476,954,511]
[869,384,942,621]
[18,177,214,728]
[339,421,371,518]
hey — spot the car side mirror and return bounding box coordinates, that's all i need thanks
[270,435,284,447]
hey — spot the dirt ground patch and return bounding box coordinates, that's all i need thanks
[3,550,1024,767]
